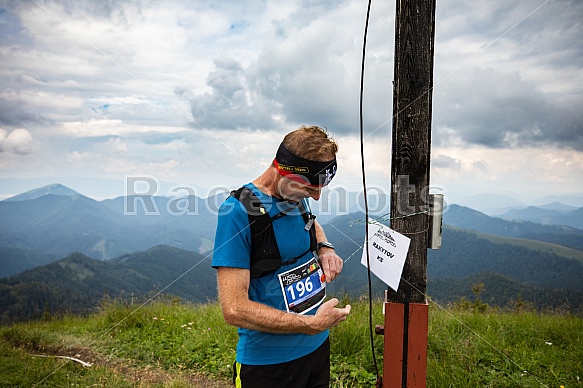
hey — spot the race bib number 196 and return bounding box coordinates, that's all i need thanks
[278,257,326,315]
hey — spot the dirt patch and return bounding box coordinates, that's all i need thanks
[29,345,232,387]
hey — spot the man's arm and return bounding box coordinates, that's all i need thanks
[217,266,350,334]
[314,220,343,282]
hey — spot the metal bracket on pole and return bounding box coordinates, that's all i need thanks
[428,193,443,249]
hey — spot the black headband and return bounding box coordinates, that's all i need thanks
[274,143,337,187]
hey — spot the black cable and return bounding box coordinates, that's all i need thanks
[359,0,381,386]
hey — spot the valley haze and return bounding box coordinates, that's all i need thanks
[2,178,582,217]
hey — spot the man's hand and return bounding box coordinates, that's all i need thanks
[311,298,351,332]
[318,248,343,282]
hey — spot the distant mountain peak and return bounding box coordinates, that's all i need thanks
[3,183,80,202]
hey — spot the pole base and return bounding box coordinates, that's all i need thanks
[382,302,428,388]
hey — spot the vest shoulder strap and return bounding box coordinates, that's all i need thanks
[230,186,282,278]
[230,186,317,278]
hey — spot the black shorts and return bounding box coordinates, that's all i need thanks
[233,337,330,388]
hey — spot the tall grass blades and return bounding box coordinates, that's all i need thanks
[0,297,581,387]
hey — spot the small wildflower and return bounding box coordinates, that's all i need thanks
[181,324,187,328]
[188,322,193,325]
[545,342,552,346]
[187,327,192,330]
[153,317,158,320]
[208,327,211,331]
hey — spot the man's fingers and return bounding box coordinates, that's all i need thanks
[325,297,339,308]
[326,259,336,280]
[321,259,331,281]
[319,252,344,282]
[344,304,351,315]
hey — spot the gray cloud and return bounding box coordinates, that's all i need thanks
[0,94,50,127]
[182,0,583,147]
[185,12,385,136]
[187,57,279,131]
[507,1,583,68]
[544,96,583,149]
[53,0,144,20]
[431,0,583,151]
[432,154,461,170]
[433,68,583,151]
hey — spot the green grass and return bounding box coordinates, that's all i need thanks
[1,297,581,387]
[427,307,582,387]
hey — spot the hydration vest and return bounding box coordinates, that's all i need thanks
[230,186,318,279]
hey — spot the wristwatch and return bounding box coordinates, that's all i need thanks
[317,241,335,251]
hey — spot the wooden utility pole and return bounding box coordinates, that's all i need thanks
[383,0,436,387]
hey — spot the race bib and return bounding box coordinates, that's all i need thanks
[278,257,326,315]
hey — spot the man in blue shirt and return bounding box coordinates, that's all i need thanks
[212,125,351,387]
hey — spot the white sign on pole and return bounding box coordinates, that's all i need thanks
[360,222,411,291]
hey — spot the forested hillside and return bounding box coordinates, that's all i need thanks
[3,216,583,324]
[444,204,583,250]
[0,246,216,324]
[428,228,583,290]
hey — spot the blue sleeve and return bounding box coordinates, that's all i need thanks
[212,196,252,269]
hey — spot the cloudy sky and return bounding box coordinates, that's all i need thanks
[1,0,582,208]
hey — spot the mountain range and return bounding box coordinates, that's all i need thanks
[0,184,221,266]
[1,184,583,323]
[498,205,583,229]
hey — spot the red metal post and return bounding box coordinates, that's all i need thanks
[406,303,428,387]
[382,302,428,388]
[383,302,405,388]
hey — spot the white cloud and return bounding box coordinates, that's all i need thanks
[0,128,34,154]
[19,90,84,113]
[67,150,96,163]
[60,119,188,138]
[430,145,583,199]
[106,137,128,153]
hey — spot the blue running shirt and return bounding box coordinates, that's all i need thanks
[212,183,328,365]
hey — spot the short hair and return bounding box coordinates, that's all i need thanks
[282,125,338,162]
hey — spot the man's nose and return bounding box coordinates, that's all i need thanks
[309,190,321,201]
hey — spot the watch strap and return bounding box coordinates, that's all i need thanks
[317,241,335,250]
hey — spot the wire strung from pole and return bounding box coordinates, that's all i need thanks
[358,1,382,387]
[351,209,431,227]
